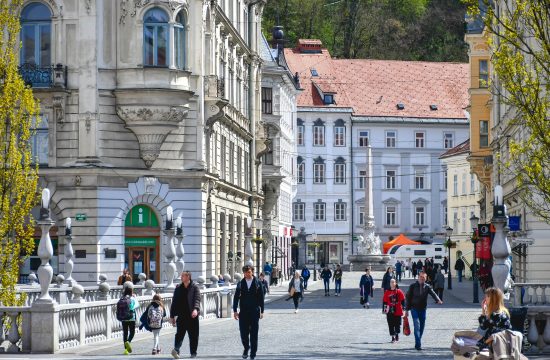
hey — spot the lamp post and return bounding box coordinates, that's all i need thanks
[64,217,76,286]
[253,218,263,277]
[470,215,480,303]
[164,206,177,289]
[244,217,254,267]
[445,226,453,290]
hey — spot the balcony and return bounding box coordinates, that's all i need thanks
[204,75,225,99]
[18,63,67,88]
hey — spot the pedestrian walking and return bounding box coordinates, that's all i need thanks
[301,265,311,290]
[271,264,280,286]
[116,284,137,355]
[170,271,201,359]
[320,266,332,296]
[433,268,445,300]
[404,271,443,351]
[263,261,272,285]
[144,294,167,355]
[455,258,465,282]
[395,261,402,282]
[383,279,405,343]
[117,268,132,285]
[411,261,417,279]
[382,266,394,291]
[477,287,511,350]
[286,271,304,313]
[359,268,374,308]
[333,264,343,296]
[233,265,265,360]
[259,272,269,296]
[443,256,449,274]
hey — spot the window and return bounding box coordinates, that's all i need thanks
[444,169,448,190]
[415,132,425,148]
[323,94,334,105]
[310,68,318,76]
[359,206,365,225]
[386,131,396,148]
[334,160,346,184]
[174,12,186,69]
[359,170,367,189]
[444,132,454,149]
[461,207,467,233]
[314,202,326,221]
[386,206,396,226]
[30,114,48,165]
[297,125,305,146]
[143,8,169,67]
[415,206,425,226]
[462,174,467,195]
[334,126,345,146]
[415,169,425,189]
[480,120,489,147]
[297,158,305,184]
[453,174,458,196]
[470,174,476,194]
[313,125,325,146]
[261,87,273,114]
[20,3,52,66]
[293,202,305,221]
[479,60,489,88]
[229,142,236,182]
[313,163,325,183]
[220,136,226,179]
[335,202,346,221]
[444,206,448,226]
[359,131,369,147]
[244,152,250,189]
[386,170,396,189]
[237,147,243,186]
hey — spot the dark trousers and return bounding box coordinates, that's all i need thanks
[303,277,309,289]
[386,314,402,336]
[292,292,302,309]
[396,271,402,282]
[239,311,260,357]
[436,288,444,300]
[122,321,135,343]
[174,316,199,355]
[323,278,330,292]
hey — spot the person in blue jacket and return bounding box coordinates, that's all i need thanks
[320,266,332,296]
[395,261,402,282]
[359,268,374,308]
[301,266,311,290]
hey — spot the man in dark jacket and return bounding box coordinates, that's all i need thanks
[404,271,443,351]
[359,268,374,308]
[455,258,465,282]
[320,266,332,296]
[170,271,201,359]
[233,265,265,360]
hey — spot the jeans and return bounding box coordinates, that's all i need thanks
[457,270,463,282]
[335,279,342,294]
[411,308,426,349]
[303,277,309,289]
[323,278,330,293]
[122,321,135,344]
[174,316,199,355]
[239,311,260,357]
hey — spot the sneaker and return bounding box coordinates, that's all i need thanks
[415,346,423,351]
[395,334,399,342]
[123,349,129,356]
[124,341,132,354]
[391,336,396,343]
[294,309,298,313]
[171,348,180,359]
[366,303,370,309]
[190,354,197,358]
[242,349,249,359]
[152,349,157,355]
[157,348,161,354]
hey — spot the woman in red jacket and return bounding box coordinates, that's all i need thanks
[383,278,406,343]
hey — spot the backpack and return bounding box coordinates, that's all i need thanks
[302,268,310,278]
[148,305,163,329]
[116,296,133,321]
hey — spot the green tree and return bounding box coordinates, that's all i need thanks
[0,0,40,306]
[464,0,550,222]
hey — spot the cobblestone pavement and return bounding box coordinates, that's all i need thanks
[11,272,483,360]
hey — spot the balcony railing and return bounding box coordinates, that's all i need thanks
[204,75,225,99]
[18,63,67,88]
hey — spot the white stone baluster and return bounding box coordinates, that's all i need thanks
[528,313,540,352]
[7,312,21,353]
[542,313,550,351]
[164,206,177,290]
[36,188,55,304]
[64,217,76,286]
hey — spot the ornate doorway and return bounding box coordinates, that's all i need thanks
[125,205,160,283]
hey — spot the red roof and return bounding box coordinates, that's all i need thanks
[440,139,471,159]
[284,44,469,119]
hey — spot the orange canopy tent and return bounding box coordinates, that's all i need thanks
[383,234,421,254]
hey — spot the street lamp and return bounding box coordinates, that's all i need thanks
[253,218,263,276]
[470,215,480,303]
[445,226,454,290]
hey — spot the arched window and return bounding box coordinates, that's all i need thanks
[20,2,52,66]
[143,8,169,67]
[174,11,186,69]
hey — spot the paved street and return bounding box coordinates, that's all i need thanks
[5,271,483,360]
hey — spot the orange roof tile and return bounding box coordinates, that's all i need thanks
[284,45,470,119]
[440,139,470,158]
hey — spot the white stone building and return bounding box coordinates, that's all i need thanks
[18,0,268,285]
[285,40,470,266]
[259,31,300,277]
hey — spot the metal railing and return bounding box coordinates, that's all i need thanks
[17,63,67,88]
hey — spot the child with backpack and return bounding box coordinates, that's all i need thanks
[145,294,166,355]
[117,285,137,355]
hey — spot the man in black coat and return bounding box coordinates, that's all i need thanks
[170,271,201,359]
[455,258,465,282]
[233,265,265,360]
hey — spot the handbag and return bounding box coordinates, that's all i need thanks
[403,315,411,336]
[289,287,295,297]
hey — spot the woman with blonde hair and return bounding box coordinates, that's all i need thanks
[145,294,167,355]
[478,287,511,349]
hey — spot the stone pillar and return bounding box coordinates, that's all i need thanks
[36,191,55,304]
[164,228,177,290]
[491,186,511,293]
[30,304,59,353]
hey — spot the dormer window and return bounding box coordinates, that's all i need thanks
[396,103,405,110]
[310,68,318,76]
[323,94,334,105]
[430,104,438,111]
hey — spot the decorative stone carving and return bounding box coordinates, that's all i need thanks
[169,0,187,10]
[120,0,150,24]
[85,0,92,14]
[52,95,64,124]
[144,176,157,194]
